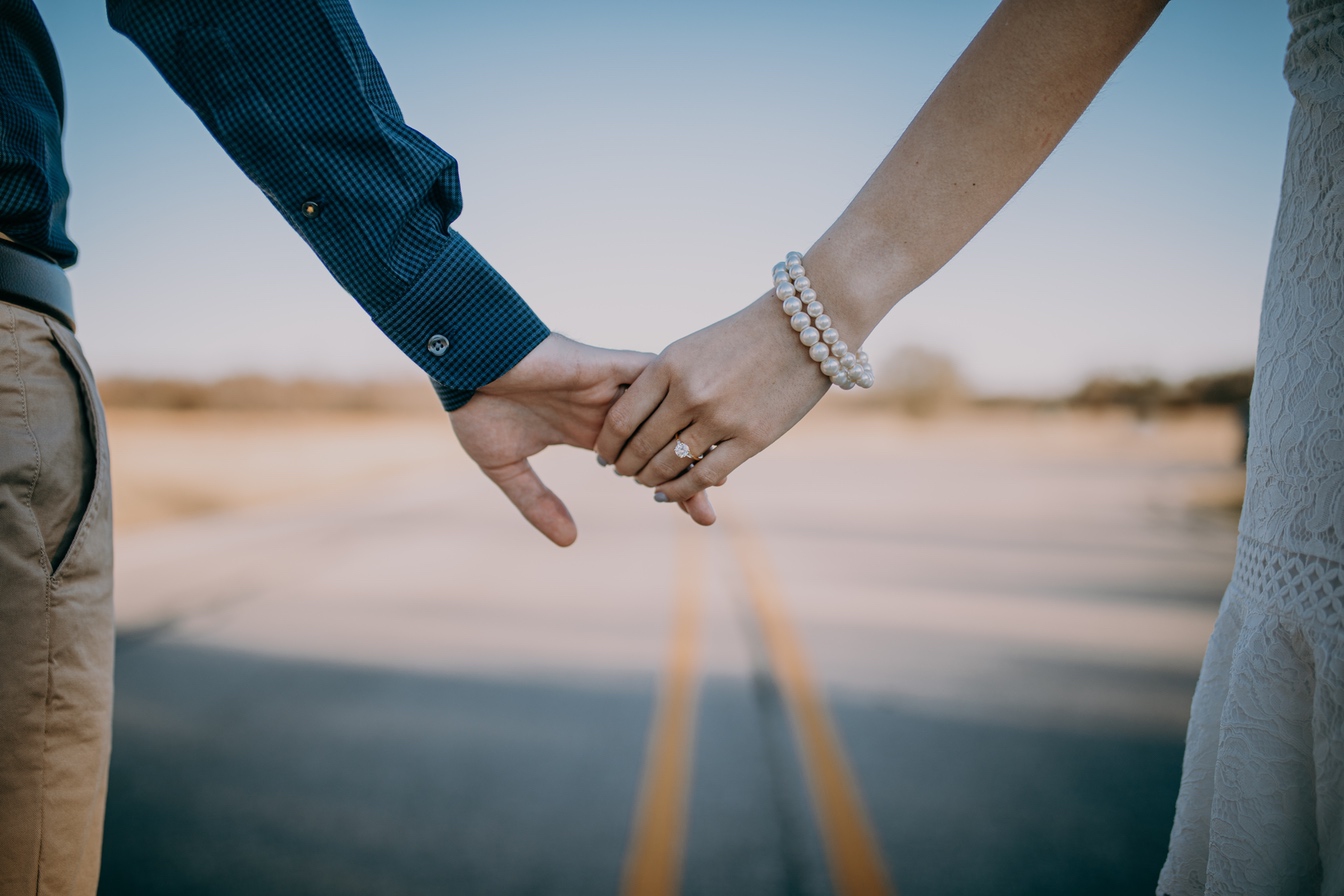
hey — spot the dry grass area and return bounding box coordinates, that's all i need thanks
[105,409,467,532]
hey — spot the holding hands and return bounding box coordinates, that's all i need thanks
[448,333,719,545]
[455,252,876,542]
[595,292,827,505]
[596,252,873,508]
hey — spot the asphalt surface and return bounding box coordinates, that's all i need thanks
[98,411,1239,895]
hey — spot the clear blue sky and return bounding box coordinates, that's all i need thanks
[41,0,1290,395]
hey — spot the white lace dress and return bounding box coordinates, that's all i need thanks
[1156,2,1344,893]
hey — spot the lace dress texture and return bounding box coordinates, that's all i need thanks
[1156,2,1344,893]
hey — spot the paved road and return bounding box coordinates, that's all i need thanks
[98,410,1240,895]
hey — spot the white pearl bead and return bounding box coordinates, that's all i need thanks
[790,311,811,332]
[830,340,848,358]
[773,261,788,277]
[799,326,820,346]
[840,379,856,390]
[786,251,803,265]
[840,352,858,369]
[794,276,811,291]
[775,282,796,300]
[782,296,802,315]
[788,263,805,279]
[821,328,839,345]
[830,373,849,387]
[813,313,831,330]
[858,372,874,388]
[774,272,791,286]
[799,288,817,304]
[857,350,869,364]
[820,357,841,377]
[808,342,831,362]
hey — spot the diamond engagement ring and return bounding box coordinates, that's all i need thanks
[673,436,703,462]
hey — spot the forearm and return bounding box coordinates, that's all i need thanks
[804,0,1167,341]
[107,0,548,409]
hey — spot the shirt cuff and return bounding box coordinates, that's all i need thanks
[372,230,550,411]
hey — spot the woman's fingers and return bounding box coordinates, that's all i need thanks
[635,422,716,487]
[594,363,668,465]
[610,394,687,479]
[653,439,750,505]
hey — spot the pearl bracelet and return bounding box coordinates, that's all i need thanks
[773,253,874,390]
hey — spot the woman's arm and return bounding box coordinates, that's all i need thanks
[595,0,1168,503]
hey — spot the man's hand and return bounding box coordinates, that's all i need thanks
[450,334,716,545]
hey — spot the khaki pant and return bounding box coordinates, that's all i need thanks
[0,301,113,896]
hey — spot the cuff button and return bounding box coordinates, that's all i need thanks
[427,334,450,356]
[301,200,321,218]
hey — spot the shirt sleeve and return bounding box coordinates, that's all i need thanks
[105,0,549,411]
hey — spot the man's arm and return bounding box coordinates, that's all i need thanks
[106,0,544,411]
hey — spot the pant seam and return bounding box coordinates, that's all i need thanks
[4,303,54,894]
[4,305,51,574]
[34,573,54,896]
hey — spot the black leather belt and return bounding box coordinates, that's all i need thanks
[0,239,75,331]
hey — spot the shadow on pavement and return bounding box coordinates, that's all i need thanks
[99,639,1185,896]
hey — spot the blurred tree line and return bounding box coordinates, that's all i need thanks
[99,376,441,414]
[1068,368,1254,414]
[869,346,1253,419]
[866,347,1254,462]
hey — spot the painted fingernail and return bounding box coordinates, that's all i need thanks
[596,456,609,467]
[654,492,669,503]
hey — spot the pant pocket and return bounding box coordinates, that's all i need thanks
[47,322,107,581]
[19,313,101,578]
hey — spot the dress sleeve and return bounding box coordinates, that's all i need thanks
[106,0,549,410]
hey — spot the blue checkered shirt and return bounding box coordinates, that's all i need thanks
[0,0,548,410]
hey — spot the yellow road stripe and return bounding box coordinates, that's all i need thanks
[620,525,704,896]
[728,517,898,896]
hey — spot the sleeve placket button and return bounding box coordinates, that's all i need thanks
[301,200,321,218]
[427,334,450,356]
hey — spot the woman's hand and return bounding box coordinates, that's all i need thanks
[451,333,717,545]
[594,292,833,507]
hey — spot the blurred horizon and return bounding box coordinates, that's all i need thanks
[94,352,1255,412]
[40,0,1288,395]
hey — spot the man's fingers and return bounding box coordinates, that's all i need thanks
[482,459,578,547]
[674,478,728,516]
[681,491,716,526]
[609,349,657,387]
[595,363,668,466]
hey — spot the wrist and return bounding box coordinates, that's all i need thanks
[769,253,875,390]
[800,225,923,345]
[473,333,565,398]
